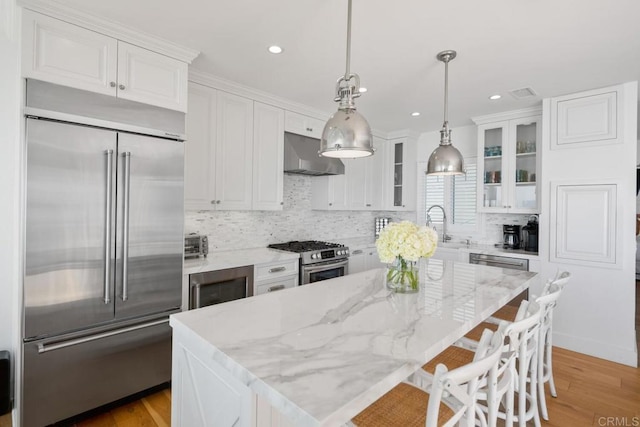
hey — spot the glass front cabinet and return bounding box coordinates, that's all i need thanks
[475,110,541,213]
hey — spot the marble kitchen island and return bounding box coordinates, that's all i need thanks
[170,259,538,427]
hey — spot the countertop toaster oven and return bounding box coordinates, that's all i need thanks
[184,234,208,259]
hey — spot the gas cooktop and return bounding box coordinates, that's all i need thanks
[268,240,349,265]
[268,240,344,253]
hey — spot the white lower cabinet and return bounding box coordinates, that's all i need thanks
[253,259,299,296]
[255,276,297,296]
[349,246,384,274]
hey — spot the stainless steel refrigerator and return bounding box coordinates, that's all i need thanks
[22,81,185,426]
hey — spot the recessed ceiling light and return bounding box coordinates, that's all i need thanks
[268,45,283,54]
[411,112,420,117]
[489,94,501,100]
[359,87,368,93]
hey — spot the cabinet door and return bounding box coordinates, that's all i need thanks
[116,42,188,112]
[184,84,217,210]
[348,249,367,274]
[477,121,509,212]
[365,137,386,210]
[284,111,325,139]
[22,10,117,96]
[254,276,298,296]
[509,116,541,213]
[365,248,385,270]
[385,139,416,210]
[345,158,367,210]
[215,91,254,210]
[253,102,284,210]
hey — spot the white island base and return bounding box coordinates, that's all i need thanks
[170,261,536,427]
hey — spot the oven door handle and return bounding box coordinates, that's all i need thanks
[304,259,349,274]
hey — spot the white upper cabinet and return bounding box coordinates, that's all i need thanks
[185,84,285,212]
[474,109,541,213]
[384,138,416,211]
[344,136,385,210]
[116,42,188,111]
[22,10,188,112]
[253,102,285,210]
[214,91,254,210]
[311,174,347,210]
[185,84,254,210]
[22,10,117,96]
[311,136,415,211]
[284,111,326,139]
[184,84,217,210]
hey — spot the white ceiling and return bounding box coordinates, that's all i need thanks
[50,0,640,134]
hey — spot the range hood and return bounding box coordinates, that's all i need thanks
[284,132,345,175]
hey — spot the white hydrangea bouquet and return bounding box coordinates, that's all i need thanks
[376,221,439,292]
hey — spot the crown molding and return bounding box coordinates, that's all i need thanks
[471,106,542,125]
[189,68,392,139]
[189,69,331,121]
[18,0,199,63]
[386,129,421,141]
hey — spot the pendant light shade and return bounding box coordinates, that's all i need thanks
[319,0,374,159]
[426,50,465,176]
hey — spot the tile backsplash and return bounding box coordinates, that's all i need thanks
[185,174,415,251]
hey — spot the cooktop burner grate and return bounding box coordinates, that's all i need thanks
[268,240,343,253]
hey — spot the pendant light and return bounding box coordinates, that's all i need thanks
[319,0,374,159]
[426,50,465,175]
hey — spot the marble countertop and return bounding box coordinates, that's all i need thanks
[339,236,539,259]
[170,259,537,426]
[183,248,300,275]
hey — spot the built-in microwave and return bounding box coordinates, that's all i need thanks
[189,265,254,309]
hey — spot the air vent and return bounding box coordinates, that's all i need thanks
[509,87,537,99]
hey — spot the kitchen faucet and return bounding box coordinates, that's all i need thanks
[426,204,451,243]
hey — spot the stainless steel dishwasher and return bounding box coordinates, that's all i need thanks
[469,253,529,306]
[469,253,529,271]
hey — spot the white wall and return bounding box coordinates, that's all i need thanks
[185,174,415,251]
[0,0,21,419]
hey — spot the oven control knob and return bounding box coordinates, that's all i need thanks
[311,253,318,259]
[338,250,344,255]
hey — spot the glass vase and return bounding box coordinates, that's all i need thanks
[385,257,419,293]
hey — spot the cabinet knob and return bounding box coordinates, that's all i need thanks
[119,84,126,90]
[211,200,216,204]
[329,203,332,206]
[306,127,313,132]
[366,204,371,207]
[216,200,221,204]
[280,201,284,205]
[109,81,116,88]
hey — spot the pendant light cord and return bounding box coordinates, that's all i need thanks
[345,0,352,80]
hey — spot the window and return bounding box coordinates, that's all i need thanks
[418,160,478,233]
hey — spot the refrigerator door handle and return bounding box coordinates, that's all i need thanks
[121,152,131,302]
[36,318,169,354]
[103,149,113,304]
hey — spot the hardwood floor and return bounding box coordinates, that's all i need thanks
[71,388,171,427]
[66,346,639,427]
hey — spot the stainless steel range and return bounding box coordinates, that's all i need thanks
[268,241,349,285]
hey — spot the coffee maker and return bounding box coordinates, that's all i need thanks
[503,225,521,249]
[522,215,539,252]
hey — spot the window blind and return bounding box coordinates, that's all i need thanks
[452,164,477,226]
[424,175,445,223]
